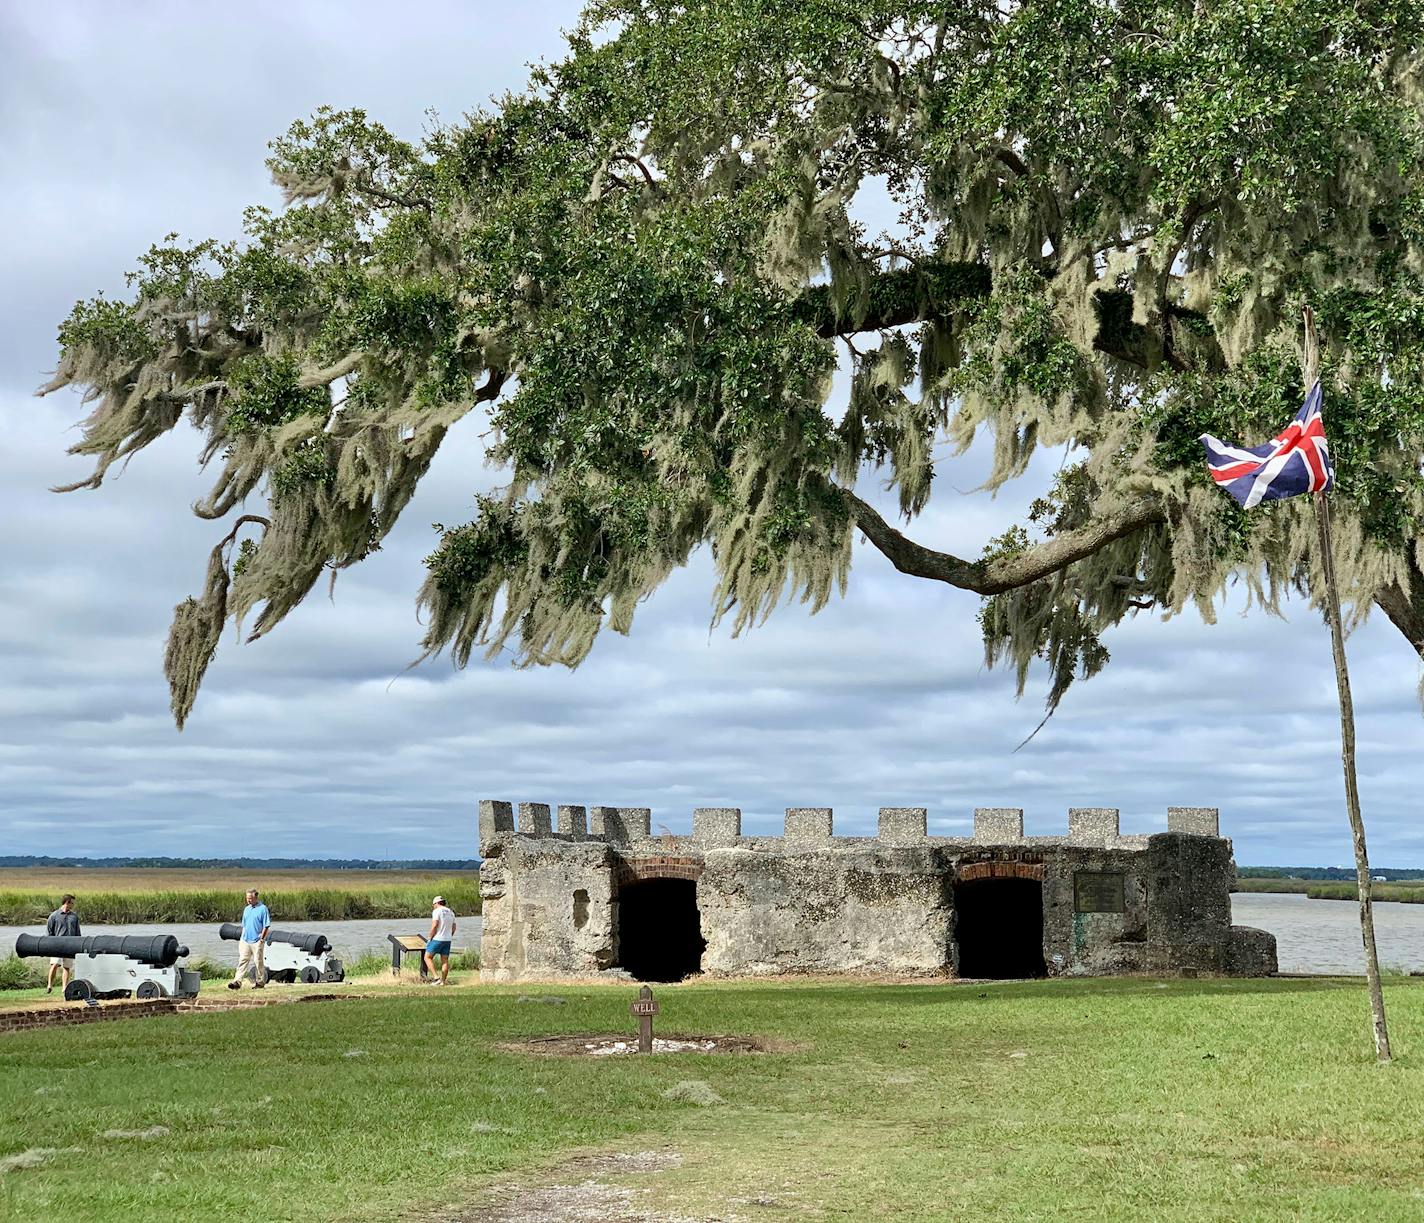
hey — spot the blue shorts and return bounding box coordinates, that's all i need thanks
[426,939,452,956]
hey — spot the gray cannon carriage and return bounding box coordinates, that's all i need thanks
[218,924,345,984]
[14,933,201,1002]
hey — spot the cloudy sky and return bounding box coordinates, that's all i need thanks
[2,3,1420,866]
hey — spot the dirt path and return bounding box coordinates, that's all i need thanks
[426,1149,743,1223]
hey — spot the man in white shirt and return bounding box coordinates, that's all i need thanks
[423,895,457,985]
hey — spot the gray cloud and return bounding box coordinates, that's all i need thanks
[2,3,1421,865]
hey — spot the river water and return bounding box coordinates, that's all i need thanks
[1230,891,1424,975]
[1,915,484,965]
[3,893,1418,975]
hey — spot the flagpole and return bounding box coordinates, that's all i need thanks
[1303,305,1392,1063]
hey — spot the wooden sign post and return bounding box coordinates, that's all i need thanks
[630,985,659,1053]
[1303,306,1391,1062]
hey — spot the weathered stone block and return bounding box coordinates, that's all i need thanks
[590,806,652,842]
[1167,807,1220,837]
[557,805,587,836]
[478,800,514,853]
[619,807,652,838]
[1069,808,1119,844]
[697,846,952,975]
[974,808,1024,841]
[1144,832,1233,974]
[519,802,551,835]
[480,840,617,981]
[1226,925,1278,976]
[784,807,833,846]
[589,806,617,839]
[878,807,927,843]
[693,807,741,845]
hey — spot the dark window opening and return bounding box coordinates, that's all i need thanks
[616,878,705,982]
[954,878,1046,979]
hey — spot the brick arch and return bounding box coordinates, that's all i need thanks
[615,855,704,887]
[956,860,1045,883]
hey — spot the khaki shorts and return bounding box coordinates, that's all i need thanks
[49,957,75,969]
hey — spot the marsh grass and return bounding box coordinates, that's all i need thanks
[0,868,473,892]
[1234,878,1424,901]
[0,873,480,924]
[1308,882,1424,903]
[0,956,45,991]
[1,977,1423,1221]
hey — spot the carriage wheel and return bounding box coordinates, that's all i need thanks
[63,979,93,1003]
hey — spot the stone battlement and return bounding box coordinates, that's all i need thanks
[478,799,1221,855]
[476,798,1276,983]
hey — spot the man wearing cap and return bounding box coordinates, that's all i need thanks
[423,895,457,986]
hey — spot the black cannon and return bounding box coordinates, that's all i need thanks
[14,933,199,1001]
[15,933,188,968]
[217,923,342,984]
[217,923,330,956]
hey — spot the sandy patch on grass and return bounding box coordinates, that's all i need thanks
[101,1126,169,1140]
[497,1033,790,1057]
[0,1148,65,1175]
[433,1149,741,1223]
[661,1081,725,1106]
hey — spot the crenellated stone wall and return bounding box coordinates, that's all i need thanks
[476,801,1274,982]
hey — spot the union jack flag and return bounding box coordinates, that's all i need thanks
[1200,382,1333,509]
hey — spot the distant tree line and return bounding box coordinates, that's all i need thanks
[1238,866,1424,882]
[0,855,479,870]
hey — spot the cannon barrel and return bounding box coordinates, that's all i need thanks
[218,924,329,955]
[14,933,185,968]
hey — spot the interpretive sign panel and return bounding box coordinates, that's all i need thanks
[1074,871,1126,913]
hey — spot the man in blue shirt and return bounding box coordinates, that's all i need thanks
[228,888,270,990]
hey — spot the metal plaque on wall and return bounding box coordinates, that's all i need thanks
[1074,871,1126,913]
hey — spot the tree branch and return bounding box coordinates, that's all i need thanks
[218,514,271,551]
[846,490,1165,595]
[794,262,991,336]
[298,353,365,388]
[154,380,227,403]
[609,153,657,189]
[1373,572,1424,659]
[793,264,1222,371]
[474,368,507,403]
[352,179,433,215]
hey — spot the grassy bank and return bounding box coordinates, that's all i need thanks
[1233,877,1317,893]
[2,977,1423,1220]
[1234,877,1424,900]
[0,869,480,924]
[1308,882,1424,903]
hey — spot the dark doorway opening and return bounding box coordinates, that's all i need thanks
[954,878,1046,979]
[617,878,705,981]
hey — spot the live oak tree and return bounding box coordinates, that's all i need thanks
[42,0,1424,728]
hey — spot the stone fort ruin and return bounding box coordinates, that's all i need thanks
[477,801,1277,982]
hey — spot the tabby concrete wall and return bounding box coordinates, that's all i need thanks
[476,801,1274,981]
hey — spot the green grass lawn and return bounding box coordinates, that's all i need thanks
[2,977,1423,1221]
